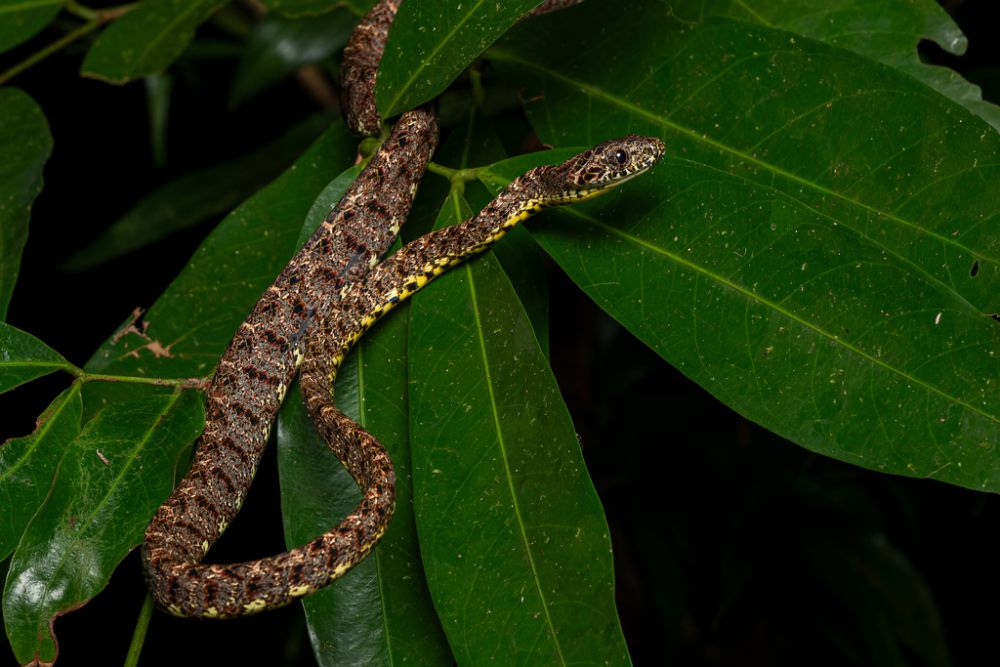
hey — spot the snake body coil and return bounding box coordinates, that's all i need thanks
[143,0,663,619]
[142,109,437,617]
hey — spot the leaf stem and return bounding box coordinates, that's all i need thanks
[65,1,99,21]
[123,592,154,667]
[427,161,479,184]
[0,2,139,86]
[74,370,207,390]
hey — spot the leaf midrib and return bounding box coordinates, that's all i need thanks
[465,263,568,665]
[380,0,497,117]
[565,209,1000,427]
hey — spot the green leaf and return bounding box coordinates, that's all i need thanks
[409,192,628,664]
[0,88,52,320]
[258,0,373,19]
[83,122,356,381]
[0,0,63,54]
[3,390,203,666]
[81,0,229,84]
[683,0,1000,130]
[63,114,332,271]
[0,384,82,561]
[0,322,76,394]
[230,9,354,108]
[484,0,1000,491]
[376,0,541,120]
[145,73,172,166]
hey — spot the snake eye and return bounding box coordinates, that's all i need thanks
[614,149,628,165]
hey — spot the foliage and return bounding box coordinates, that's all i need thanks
[1,0,998,665]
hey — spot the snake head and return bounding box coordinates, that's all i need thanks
[556,135,665,197]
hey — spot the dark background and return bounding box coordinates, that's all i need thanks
[2,1,1000,665]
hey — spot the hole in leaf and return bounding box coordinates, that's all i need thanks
[991,313,1000,323]
[971,260,980,277]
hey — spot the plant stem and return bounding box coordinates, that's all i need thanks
[73,370,207,390]
[123,593,154,667]
[0,20,99,86]
[427,161,479,184]
[65,1,99,21]
[0,2,139,86]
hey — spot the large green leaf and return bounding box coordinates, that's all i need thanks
[3,390,203,666]
[0,88,52,320]
[0,0,63,54]
[409,192,628,664]
[684,0,1000,130]
[483,0,1000,491]
[0,384,82,561]
[0,322,76,395]
[81,0,229,83]
[376,0,541,121]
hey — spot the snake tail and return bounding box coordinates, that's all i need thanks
[142,109,437,619]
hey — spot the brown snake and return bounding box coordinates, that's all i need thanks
[142,0,662,619]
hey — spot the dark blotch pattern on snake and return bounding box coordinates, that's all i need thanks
[142,109,438,618]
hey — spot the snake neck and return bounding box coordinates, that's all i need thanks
[315,169,563,393]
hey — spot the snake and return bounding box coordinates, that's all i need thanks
[142,0,663,619]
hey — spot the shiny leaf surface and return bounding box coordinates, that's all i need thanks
[409,192,628,664]
[685,0,1000,129]
[0,322,75,395]
[483,0,1000,490]
[0,384,82,561]
[376,0,540,120]
[3,390,203,666]
[0,88,51,320]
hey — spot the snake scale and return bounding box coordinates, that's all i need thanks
[142,0,663,618]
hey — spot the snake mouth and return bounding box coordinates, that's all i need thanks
[608,164,657,187]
